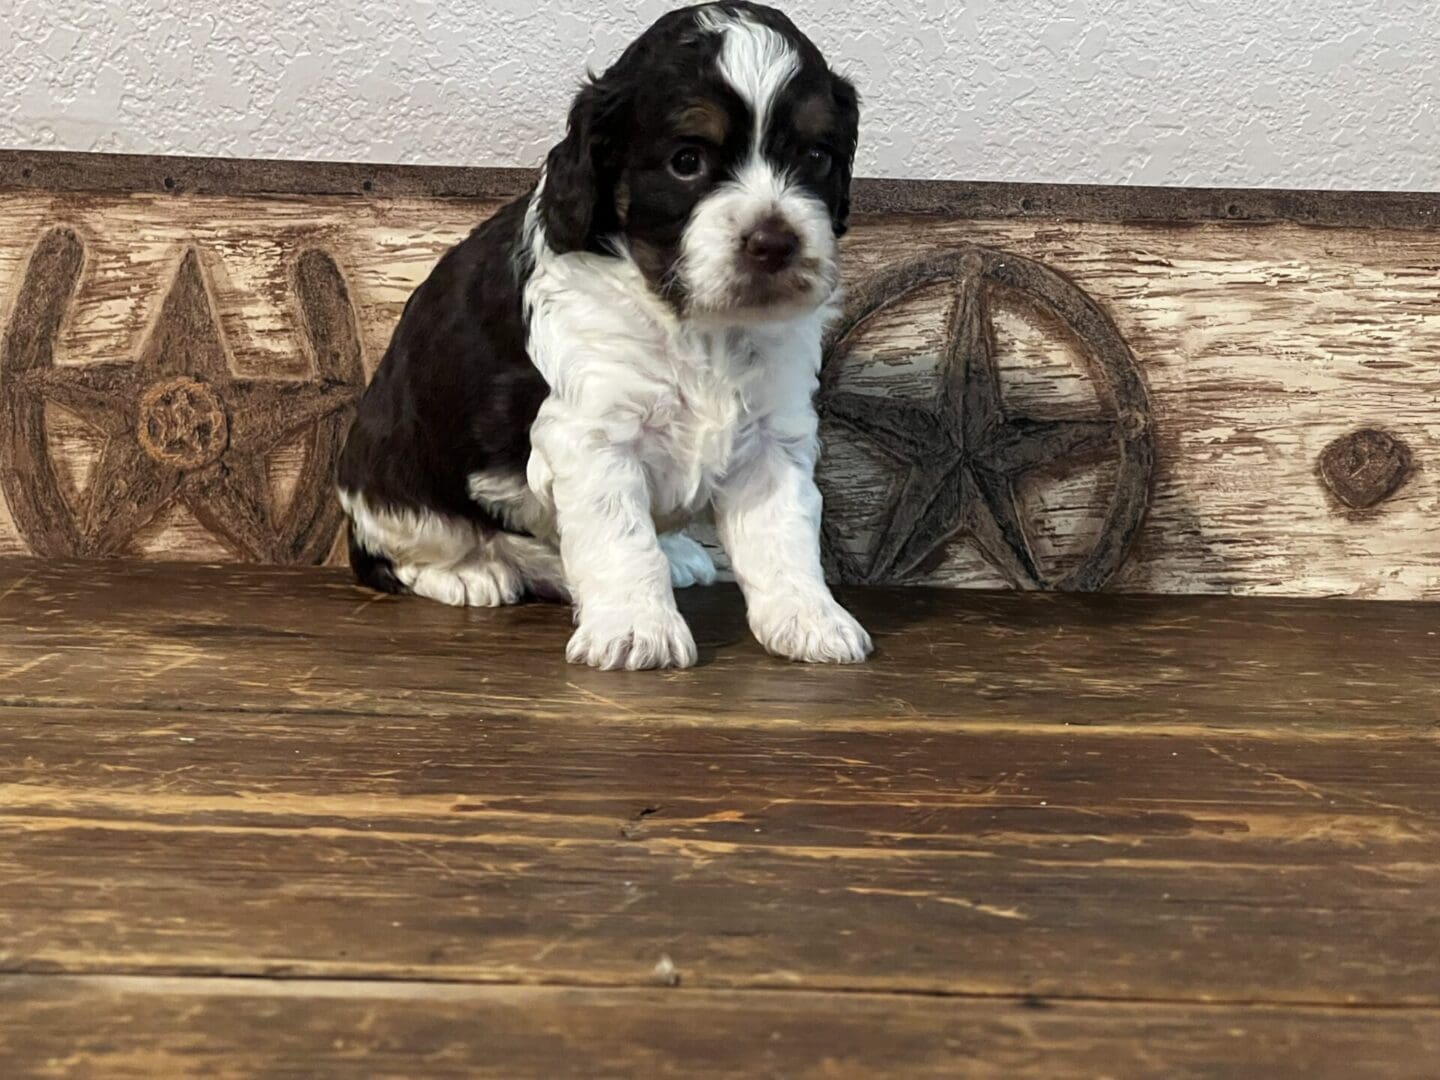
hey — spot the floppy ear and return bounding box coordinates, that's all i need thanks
[539,78,621,254]
[830,75,861,237]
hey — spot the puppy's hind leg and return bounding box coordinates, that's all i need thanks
[408,556,525,608]
[340,489,529,608]
[659,531,718,589]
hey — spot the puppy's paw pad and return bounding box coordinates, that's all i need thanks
[567,607,698,670]
[660,533,718,589]
[752,596,872,664]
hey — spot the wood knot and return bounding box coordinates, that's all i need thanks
[137,376,229,469]
[1318,428,1413,510]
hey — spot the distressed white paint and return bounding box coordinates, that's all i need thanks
[3,1,1438,190]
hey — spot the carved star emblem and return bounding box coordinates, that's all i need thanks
[16,248,358,561]
[822,251,1136,588]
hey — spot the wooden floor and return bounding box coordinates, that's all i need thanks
[1,557,1438,1077]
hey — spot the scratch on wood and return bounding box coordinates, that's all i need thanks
[0,652,59,682]
[1205,745,1427,818]
[530,889,648,965]
[137,649,205,680]
[0,571,34,605]
[566,682,645,717]
[846,886,1029,921]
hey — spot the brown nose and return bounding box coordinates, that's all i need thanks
[743,218,800,274]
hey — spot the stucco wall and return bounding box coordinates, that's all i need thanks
[4,0,1437,189]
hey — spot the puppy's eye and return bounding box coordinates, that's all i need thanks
[669,147,708,180]
[805,147,834,177]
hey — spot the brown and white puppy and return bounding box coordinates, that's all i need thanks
[337,2,870,670]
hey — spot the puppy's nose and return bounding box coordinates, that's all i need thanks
[743,218,800,273]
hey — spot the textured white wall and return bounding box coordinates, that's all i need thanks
[4,0,1437,190]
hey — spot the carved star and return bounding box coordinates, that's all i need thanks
[16,249,357,560]
[823,262,1119,587]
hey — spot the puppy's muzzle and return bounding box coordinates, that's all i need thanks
[742,216,801,275]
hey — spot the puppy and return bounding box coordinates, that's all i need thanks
[337,1,871,670]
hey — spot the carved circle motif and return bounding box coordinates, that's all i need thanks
[818,245,1156,592]
[137,376,230,469]
[0,229,364,563]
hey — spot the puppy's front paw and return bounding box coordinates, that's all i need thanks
[750,594,873,664]
[567,605,698,671]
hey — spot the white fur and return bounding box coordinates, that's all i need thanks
[523,205,869,669]
[466,469,553,536]
[339,488,564,607]
[681,16,836,320]
[697,8,800,151]
[680,158,839,320]
[470,466,716,588]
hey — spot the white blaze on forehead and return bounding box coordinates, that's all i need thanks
[696,8,800,154]
[673,9,841,320]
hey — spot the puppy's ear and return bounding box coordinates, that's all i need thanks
[830,74,861,237]
[540,77,622,254]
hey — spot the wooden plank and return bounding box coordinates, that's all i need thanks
[2,703,1438,1000]
[817,212,1440,600]
[1,558,1437,734]
[0,173,1437,596]
[6,148,1440,229]
[3,560,1436,1004]
[3,975,1438,1080]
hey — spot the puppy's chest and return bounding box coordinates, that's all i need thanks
[640,339,761,514]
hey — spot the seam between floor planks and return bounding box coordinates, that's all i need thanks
[8,973,1438,1080]
[2,700,1437,742]
[1,698,1435,743]
[6,970,1440,1014]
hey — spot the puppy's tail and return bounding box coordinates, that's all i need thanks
[347,523,409,595]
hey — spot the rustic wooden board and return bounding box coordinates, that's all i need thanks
[822,216,1440,600]
[3,700,1440,1002]
[1,153,1438,597]
[1,557,1437,734]
[4,976,1438,1080]
[2,559,1439,1008]
[3,556,1439,1074]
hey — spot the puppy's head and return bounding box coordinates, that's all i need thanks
[538,2,859,323]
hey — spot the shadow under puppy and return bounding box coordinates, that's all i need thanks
[337,1,870,670]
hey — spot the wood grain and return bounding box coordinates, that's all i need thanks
[1,557,1436,734]
[0,184,1437,596]
[4,976,1438,1080]
[7,148,1440,228]
[2,556,1438,1074]
[2,558,1439,1008]
[1,238,362,563]
[3,701,1439,1002]
[819,213,1440,600]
